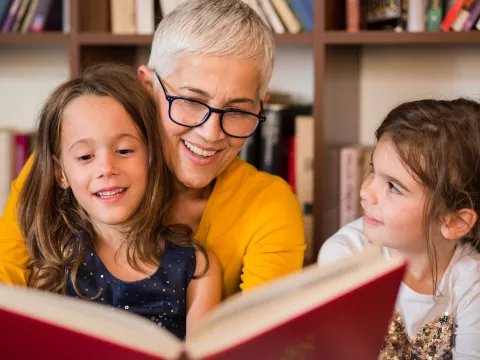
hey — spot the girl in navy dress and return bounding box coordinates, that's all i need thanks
[17,63,222,340]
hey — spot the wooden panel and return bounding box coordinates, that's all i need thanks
[79,0,110,32]
[79,46,137,73]
[324,0,345,30]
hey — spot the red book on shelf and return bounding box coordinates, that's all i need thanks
[441,0,467,31]
[0,246,406,360]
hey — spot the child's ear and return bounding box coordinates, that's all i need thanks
[441,209,478,240]
[52,155,69,189]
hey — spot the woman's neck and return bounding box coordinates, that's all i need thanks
[173,178,215,201]
[389,240,457,295]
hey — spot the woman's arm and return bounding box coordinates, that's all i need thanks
[186,248,222,333]
[0,156,33,285]
[240,180,306,292]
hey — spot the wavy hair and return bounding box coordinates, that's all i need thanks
[18,63,208,295]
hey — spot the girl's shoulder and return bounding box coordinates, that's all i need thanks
[318,217,370,265]
[448,243,480,293]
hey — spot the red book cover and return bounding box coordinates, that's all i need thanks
[441,0,466,31]
[0,246,406,360]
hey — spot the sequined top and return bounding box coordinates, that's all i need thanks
[65,241,196,340]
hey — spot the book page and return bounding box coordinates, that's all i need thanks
[195,245,383,329]
[0,285,182,359]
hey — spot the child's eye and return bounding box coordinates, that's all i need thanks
[388,182,402,195]
[117,149,134,155]
[77,155,93,162]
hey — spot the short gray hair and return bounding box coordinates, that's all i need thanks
[148,0,275,97]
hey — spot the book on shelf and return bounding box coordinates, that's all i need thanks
[322,144,374,241]
[0,129,34,216]
[1,245,406,360]
[0,0,64,34]
[346,0,480,33]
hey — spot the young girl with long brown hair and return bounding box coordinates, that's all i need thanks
[319,98,480,358]
[17,63,221,340]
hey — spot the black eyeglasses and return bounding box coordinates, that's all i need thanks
[154,71,266,138]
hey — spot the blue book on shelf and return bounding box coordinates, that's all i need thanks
[288,0,313,31]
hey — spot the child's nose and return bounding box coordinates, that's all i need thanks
[97,152,119,178]
[360,174,378,205]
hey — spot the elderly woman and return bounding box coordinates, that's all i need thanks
[0,0,305,297]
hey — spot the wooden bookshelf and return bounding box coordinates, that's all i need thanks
[324,30,480,45]
[0,33,69,45]
[4,0,480,257]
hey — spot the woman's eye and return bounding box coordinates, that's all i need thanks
[388,182,402,195]
[77,155,92,162]
[117,149,134,155]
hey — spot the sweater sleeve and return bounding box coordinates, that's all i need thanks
[317,217,369,265]
[240,179,306,292]
[0,156,32,285]
[452,275,480,358]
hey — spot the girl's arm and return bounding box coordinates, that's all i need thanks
[453,283,480,359]
[186,248,222,333]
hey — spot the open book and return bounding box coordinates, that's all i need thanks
[1,246,406,360]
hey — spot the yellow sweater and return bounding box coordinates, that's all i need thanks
[0,156,305,297]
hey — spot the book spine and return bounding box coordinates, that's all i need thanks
[258,0,286,34]
[135,0,154,34]
[270,0,302,33]
[110,0,136,34]
[294,115,314,262]
[12,133,29,182]
[30,0,54,32]
[346,0,360,32]
[462,0,480,29]
[339,147,361,227]
[0,131,12,216]
[288,0,313,31]
[20,0,38,33]
[441,0,466,31]
[1,0,22,33]
[407,0,426,32]
[451,0,476,31]
[426,0,444,31]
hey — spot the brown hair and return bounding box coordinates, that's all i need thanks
[375,98,480,291]
[18,63,208,295]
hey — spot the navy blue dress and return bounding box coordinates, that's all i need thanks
[66,241,196,339]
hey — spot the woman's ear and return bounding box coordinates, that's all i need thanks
[52,155,69,189]
[138,65,154,97]
[441,209,478,240]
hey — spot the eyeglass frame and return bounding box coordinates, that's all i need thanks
[153,71,266,138]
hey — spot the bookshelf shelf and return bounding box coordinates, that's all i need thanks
[77,32,313,46]
[78,33,153,46]
[0,33,69,45]
[324,31,480,45]
[274,32,313,45]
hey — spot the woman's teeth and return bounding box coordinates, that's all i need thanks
[184,140,217,157]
